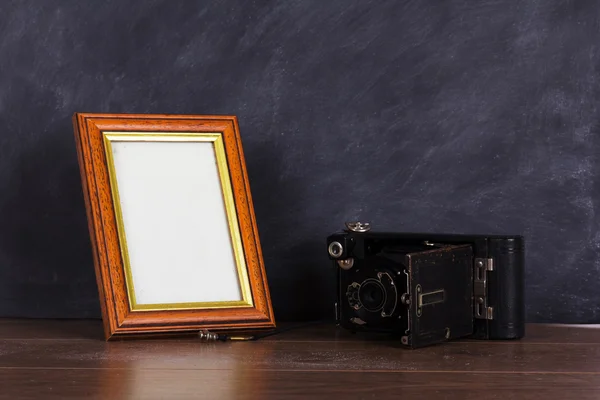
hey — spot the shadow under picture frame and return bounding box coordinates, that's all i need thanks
[72,113,275,340]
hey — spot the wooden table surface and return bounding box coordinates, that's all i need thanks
[1,319,599,399]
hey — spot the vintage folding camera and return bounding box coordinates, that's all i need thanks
[327,222,525,348]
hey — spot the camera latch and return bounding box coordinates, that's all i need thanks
[474,258,494,320]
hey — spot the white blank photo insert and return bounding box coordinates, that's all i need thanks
[109,140,243,306]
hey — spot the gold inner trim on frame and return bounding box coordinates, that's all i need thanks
[102,131,254,312]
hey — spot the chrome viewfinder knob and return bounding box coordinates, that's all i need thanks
[345,221,371,233]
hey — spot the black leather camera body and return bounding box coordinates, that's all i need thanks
[327,222,525,349]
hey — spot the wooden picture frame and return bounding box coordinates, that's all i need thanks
[72,113,275,340]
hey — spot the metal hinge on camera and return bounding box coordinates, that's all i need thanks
[474,258,494,320]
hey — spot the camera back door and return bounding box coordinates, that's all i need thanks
[404,244,473,348]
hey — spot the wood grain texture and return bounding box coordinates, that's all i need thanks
[4,336,600,372]
[1,321,600,399]
[2,369,600,400]
[72,113,275,340]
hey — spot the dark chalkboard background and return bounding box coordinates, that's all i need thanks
[1,0,599,323]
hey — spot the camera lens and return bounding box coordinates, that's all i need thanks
[328,241,344,258]
[358,279,386,312]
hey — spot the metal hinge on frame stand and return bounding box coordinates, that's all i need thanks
[474,258,494,320]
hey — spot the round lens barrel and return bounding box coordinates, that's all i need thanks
[358,279,386,312]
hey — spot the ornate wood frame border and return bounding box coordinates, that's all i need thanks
[72,113,275,340]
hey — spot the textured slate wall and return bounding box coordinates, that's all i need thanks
[1,0,599,322]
